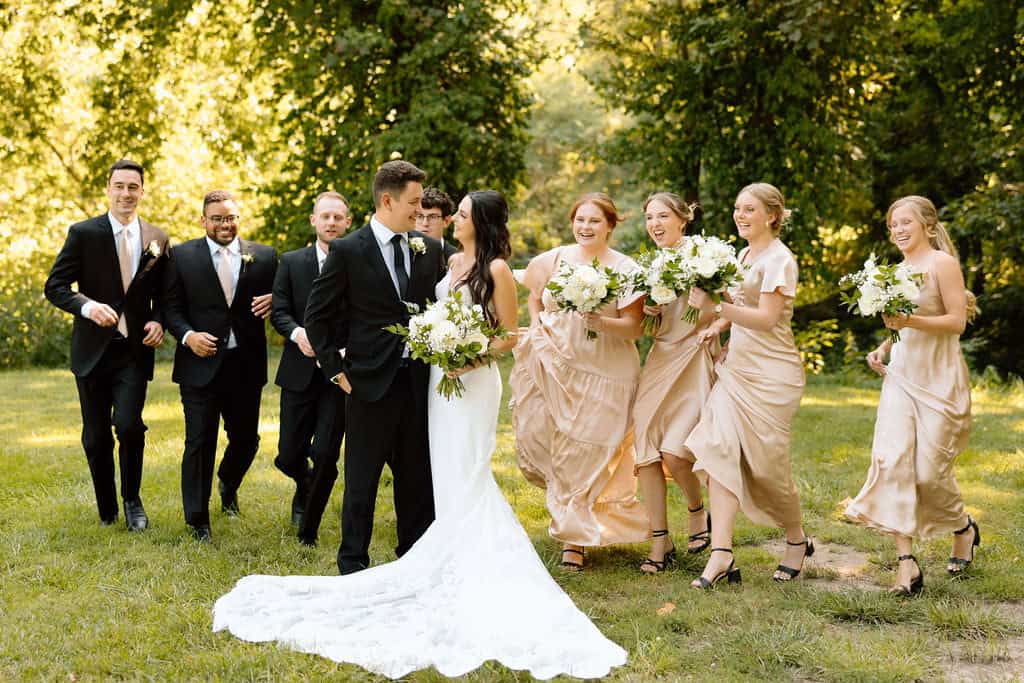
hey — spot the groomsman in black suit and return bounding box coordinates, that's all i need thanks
[162,190,277,542]
[305,160,446,574]
[44,159,170,530]
[417,187,459,260]
[271,191,352,545]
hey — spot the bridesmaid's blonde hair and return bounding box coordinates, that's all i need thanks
[643,192,697,228]
[887,195,979,321]
[738,182,791,236]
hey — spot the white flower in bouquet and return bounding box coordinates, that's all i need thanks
[546,259,624,339]
[675,234,744,324]
[626,247,694,336]
[839,253,924,343]
[649,284,677,306]
[385,291,506,399]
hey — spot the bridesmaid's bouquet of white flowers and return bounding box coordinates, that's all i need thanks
[675,234,744,324]
[627,248,694,336]
[839,254,924,344]
[385,292,505,400]
[546,258,625,340]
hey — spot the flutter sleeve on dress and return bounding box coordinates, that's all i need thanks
[616,254,645,309]
[523,248,560,297]
[759,248,798,298]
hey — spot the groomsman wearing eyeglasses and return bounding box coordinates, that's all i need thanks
[271,191,353,545]
[417,187,458,261]
[162,190,277,542]
[44,159,170,531]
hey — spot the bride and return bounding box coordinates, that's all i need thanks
[212,190,627,680]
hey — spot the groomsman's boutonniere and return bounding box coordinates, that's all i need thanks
[409,237,426,256]
[241,252,254,265]
[146,240,161,258]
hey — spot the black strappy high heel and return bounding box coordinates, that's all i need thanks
[948,517,981,576]
[560,547,584,571]
[691,548,742,589]
[640,529,677,574]
[686,504,712,554]
[773,537,815,582]
[890,554,924,596]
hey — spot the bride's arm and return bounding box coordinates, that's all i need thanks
[488,259,520,354]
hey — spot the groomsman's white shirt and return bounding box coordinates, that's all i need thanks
[181,236,240,349]
[79,212,141,320]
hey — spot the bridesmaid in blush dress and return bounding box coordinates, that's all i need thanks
[632,193,719,574]
[684,183,811,588]
[845,195,979,595]
[510,192,650,571]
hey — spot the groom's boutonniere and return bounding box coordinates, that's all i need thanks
[409,237,426,256]
[241,252,254,265]
[146,240,161,259]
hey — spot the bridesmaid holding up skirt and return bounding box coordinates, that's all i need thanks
[684,183,811,588]
[845,195,979,595]
[510,192,650,571]
[632,193,719,574]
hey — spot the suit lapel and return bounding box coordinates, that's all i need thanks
[97,215,125,294]
[305,244,320,280]
[195,239,229,310]
[233,239,252,309]
[360,226,402,304]
[407,230,436,301]
[134,219,161,281]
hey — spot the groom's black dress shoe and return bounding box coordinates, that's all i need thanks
[219,480,239,516]
[338,561,367,575]
[291,474,311,527]
[100,514,117,527]
[124,499,149,531]
[297,534,317,548]
[188,524,212,543]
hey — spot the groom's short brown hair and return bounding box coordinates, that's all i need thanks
[372,160,426,208]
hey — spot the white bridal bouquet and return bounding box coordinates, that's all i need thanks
[626,248,694,336]
[546,258,625,339]
[839,253,924,344]
[385,292,506,400]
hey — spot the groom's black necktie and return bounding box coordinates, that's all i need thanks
[391,234,409,298]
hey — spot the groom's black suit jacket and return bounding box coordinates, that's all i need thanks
[44,214,170,379]
[305,226,446,402]
[162,237,278,389]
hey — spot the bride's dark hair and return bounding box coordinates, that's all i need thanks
[459,190,511,326]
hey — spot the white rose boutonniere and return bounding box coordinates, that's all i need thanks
[146,240,161,258]
[241,252,254,265]
[409,237,426,255]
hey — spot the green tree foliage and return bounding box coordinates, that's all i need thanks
[251,0,538,248]
[583,0,1024,375]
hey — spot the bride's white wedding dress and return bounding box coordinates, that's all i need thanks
[212,274,627,680]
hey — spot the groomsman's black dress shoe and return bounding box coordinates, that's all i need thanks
[297,534,317,548]
[188,524,213,543]
[124,499,149,532]
[100,514,118,527]
[338,561,367,575]
[291,474,311,527]
[219,480,240,516]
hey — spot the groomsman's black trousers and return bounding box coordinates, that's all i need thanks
[179,349,263,527]
[338,365,434,574]
[74,339,148,521]
[275,375,346,542]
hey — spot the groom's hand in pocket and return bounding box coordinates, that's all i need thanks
[332,372,352,394]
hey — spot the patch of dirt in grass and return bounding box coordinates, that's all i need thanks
[760,539,880,591]
[943,636,1024,682]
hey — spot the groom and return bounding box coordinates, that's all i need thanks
[305,160,447,574]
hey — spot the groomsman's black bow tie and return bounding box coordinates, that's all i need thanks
[391,234,409,298]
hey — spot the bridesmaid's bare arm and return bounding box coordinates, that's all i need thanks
[690,286,786,333]
[585,298,644,340]
[488,259,520,354]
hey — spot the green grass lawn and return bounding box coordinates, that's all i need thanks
[1,357,1022,681]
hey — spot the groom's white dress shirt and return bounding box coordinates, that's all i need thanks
[80,212,141,320]
[370,216,412,298]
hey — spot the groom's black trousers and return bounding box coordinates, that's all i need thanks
[337,365,434,573]
[74,339,148,521]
